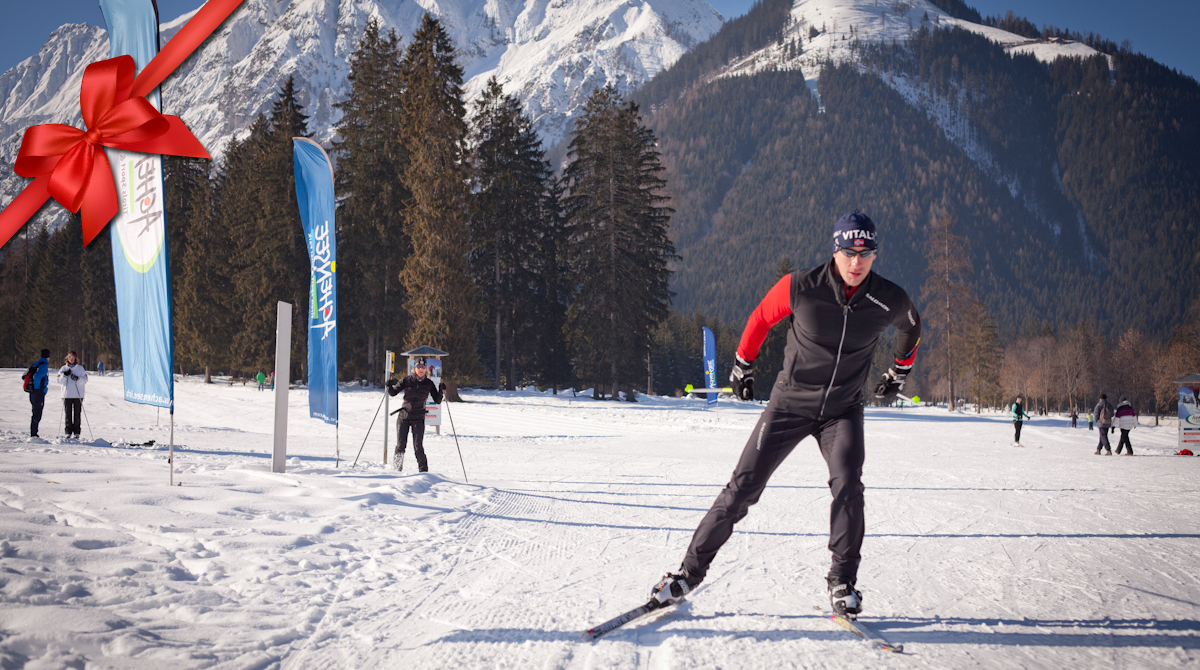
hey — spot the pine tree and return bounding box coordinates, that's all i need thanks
[562,85,676,398]
[921,207,974,410]
[333,19,410,384]
[226,78,311,378]
[397,15,484,382]
[468,77,560,390]
[753,255,793,399]
[175,161,230,382]
[163,155,212,374]
[964,299,1001,411]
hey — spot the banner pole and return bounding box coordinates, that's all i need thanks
[169,410,175,485]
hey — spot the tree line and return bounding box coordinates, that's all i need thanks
[0,15,678,400]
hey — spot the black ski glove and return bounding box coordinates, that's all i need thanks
[438,382,446,392]
[873,363,912,402]
[62,370,71,376]
[729,355,754,401]
[71,373,79,381]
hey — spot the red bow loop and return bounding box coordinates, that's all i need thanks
[79,56,136,129]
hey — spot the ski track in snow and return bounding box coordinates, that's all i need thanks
[0,369,1197,668]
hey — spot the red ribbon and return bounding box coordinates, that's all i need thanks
[0,0,243,248]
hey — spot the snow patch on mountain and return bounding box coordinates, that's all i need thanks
[0,0,721,231]
[710,0,1107,239]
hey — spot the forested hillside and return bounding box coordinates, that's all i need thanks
[640,15,1200,342]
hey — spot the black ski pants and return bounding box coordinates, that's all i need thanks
[682,404,866,583]
[1013,420,1023,444]
[396,415,428,472]
[29,392,44,437]
[63,398,82,436]
[1115,429,1133,455]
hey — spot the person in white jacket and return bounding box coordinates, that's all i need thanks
[58,351,88,439]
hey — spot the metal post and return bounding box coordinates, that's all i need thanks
[169,410,175,485]
[272,301,292,473]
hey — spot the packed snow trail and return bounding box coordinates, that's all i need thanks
[0,370,1197,668]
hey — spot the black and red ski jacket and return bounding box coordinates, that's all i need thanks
[737,260,921,419]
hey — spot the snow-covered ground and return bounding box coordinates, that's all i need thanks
[1,369,1197,668]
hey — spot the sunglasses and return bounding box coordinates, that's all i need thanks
[836,247,878,259]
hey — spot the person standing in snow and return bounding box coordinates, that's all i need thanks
[1011,395,1031,447]
[58,351,88,439]
[1069,408,1078,428]
[1088,411,1094,430]
[648,212,922,620]
[97,360,105,377]
[385,358,445,473]
[25,348,51,438]
[1113,398,1136,455]
[1094,394,1115,455]
[256,371,266,391]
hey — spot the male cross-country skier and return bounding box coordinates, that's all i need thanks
[648,212,921,620]
[386,358,445,472]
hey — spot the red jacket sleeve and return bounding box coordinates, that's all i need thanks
[736,274,793,362]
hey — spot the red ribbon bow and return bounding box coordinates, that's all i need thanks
[0,0,243,248]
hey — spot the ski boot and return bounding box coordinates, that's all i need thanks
[393,450,405,472]
[827,575,862,619]
[651,569,700,607]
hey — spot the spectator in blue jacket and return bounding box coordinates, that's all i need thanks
[28,348,50,437]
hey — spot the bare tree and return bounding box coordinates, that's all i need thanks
[921,208,974,410]
[1058,321,1095,415]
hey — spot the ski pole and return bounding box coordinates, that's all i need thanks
[352,392,387,467]
[58,401,64,436]
[82,404,94,442]
[442,400,468,484]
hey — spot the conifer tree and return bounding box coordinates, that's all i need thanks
[964,298,1001,411]
[226,78,311,378]
[334,19,409,383]
[562,85,676,398]
[397,15,483,382]
[468,77,560,389]
[0,236,31,366]
[175,162,230,382]
[754,255,794,399]
[163,156,212,374]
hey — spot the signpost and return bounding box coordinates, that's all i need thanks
[272,301,292,473]
[1176,374,1200,453]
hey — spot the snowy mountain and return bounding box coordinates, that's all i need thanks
[0,0,722,223]
[716,0,1109,193]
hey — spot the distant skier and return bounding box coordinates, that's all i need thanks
[1093,394,1114,455]
[648,212,921,620]
[256,371,266,391]
[386,358,445,473]
[1010,395,1031,447]
[1088,411,1094,430]
[24,348,51,438]
[1113,398,1136,455]
[58,351,88,439]
[97,360,105,377]
[1069,408,1077,428]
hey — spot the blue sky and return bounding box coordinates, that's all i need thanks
[1,0,1197,80]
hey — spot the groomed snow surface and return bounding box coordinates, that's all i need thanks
[1,369,1197,668]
